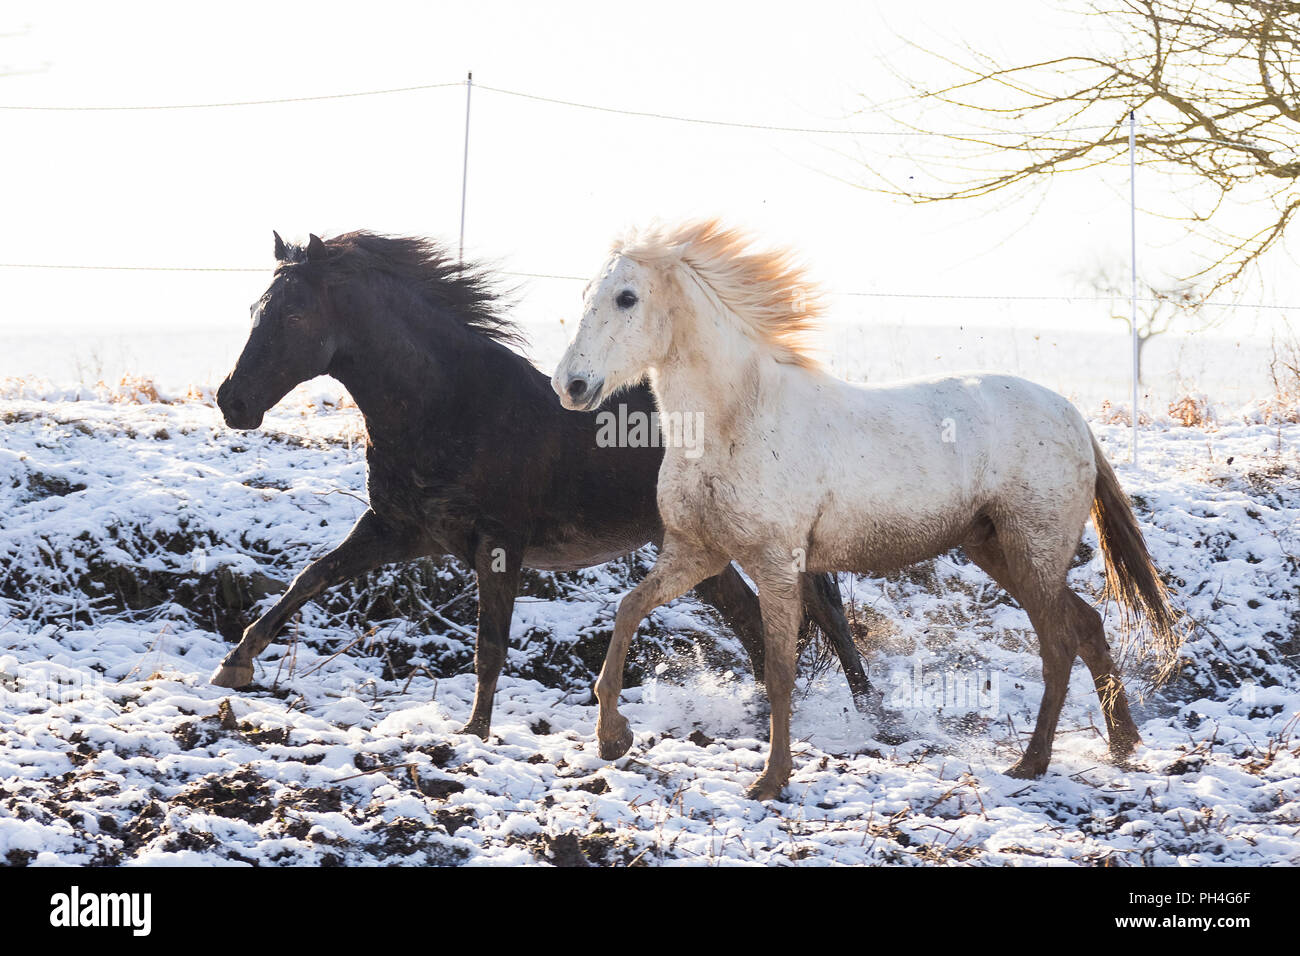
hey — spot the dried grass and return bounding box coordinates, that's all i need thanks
[1168,393,1214,428]
[104,375,170,405]
[1258,333,1300,425]
[1096,399,1153,427]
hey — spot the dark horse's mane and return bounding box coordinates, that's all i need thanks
[287,230,527,351]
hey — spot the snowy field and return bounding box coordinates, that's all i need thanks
[0,379,1297,866]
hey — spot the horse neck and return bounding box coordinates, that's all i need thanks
[326,278,469,446]
[647,295,765,449]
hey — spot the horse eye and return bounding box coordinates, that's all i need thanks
[615,290,638,309]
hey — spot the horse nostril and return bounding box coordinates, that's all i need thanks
[567,378,587,402]
[219,387,248,423]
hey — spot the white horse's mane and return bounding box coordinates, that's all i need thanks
[613,219,824,370]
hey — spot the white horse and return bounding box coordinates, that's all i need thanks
[553,220,1180,801]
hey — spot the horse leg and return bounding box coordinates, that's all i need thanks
[595,536,726,761]
[692,566,872,713]
[1067,590,1142,760]
[747,564,803,801]
[1005,593,1079,778]
[965,530,1079,778]
[459,539,523,739]
[800,572,875,713]
[211,509,422,688]
[692,563,766,683]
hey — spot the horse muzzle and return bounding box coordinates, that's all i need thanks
[216,380,266,430]
[557,374,604,412]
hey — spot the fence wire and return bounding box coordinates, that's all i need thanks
[0,77,1290,312]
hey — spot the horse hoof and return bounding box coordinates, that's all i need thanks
[598,728,633,761]
[1004,758,1046,780]
[853,688,890,719]
[872,708,909,746]
[210,661,254,689]
[1109,732,1141,760]
[744,778,786,802]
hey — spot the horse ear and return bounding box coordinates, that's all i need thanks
[306,234,327,260]
[273,231,288,261]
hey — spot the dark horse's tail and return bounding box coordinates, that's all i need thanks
[1089,433,1182,685]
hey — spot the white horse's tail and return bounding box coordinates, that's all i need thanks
[1089,433,1183,685]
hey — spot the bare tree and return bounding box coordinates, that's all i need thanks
[1074,263,1206,381]
[870,1,1300,292]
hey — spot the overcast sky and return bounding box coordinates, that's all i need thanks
[0,1,1292,348]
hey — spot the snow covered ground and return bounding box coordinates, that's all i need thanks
[0,386,1297,866]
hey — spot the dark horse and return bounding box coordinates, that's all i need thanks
[211,231,872,737]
